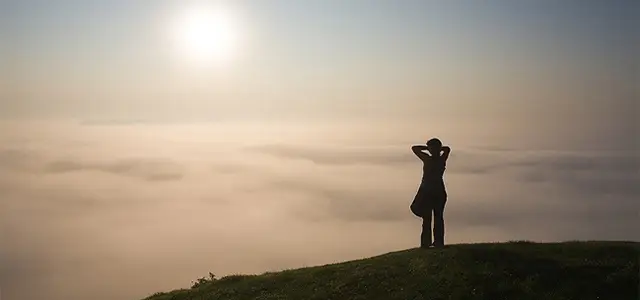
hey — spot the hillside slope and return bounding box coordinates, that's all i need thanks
[144,241,639,300]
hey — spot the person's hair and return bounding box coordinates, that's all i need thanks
[426,138,442,148]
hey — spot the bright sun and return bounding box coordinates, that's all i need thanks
[170,5,239,65]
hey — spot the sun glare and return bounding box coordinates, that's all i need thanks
[170,5,239,65]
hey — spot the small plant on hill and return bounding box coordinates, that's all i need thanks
[191,272,217,288]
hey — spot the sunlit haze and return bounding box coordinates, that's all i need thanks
[169,4,240,64]
[1,1,638,300]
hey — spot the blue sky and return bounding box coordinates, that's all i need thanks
[2,0,637,121]
[3,0,637,149]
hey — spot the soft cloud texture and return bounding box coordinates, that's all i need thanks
[1,120,637,300]
[44,158,185,181]
[249,144,415,165]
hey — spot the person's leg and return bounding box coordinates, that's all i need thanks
[433,198,446,247]
[420,207,433,248]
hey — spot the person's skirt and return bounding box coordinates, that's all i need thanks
[410,184,447,218]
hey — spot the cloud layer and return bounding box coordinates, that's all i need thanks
[44,158,185,181]
[1,121,638,300]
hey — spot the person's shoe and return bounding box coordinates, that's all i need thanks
[420,242,434,249]
[433,243,445,248]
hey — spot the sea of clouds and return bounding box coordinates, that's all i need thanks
[1,119,637,300]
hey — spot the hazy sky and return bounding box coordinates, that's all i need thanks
[1,1,638,300]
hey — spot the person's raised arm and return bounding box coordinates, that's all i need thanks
[412,145,430,161]
[441,146,451,161]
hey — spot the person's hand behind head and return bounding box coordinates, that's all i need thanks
[426,145,442,156]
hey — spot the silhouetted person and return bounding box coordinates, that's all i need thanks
[410,138,451,248]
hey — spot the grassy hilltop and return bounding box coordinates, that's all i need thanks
[144,241,639,300]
